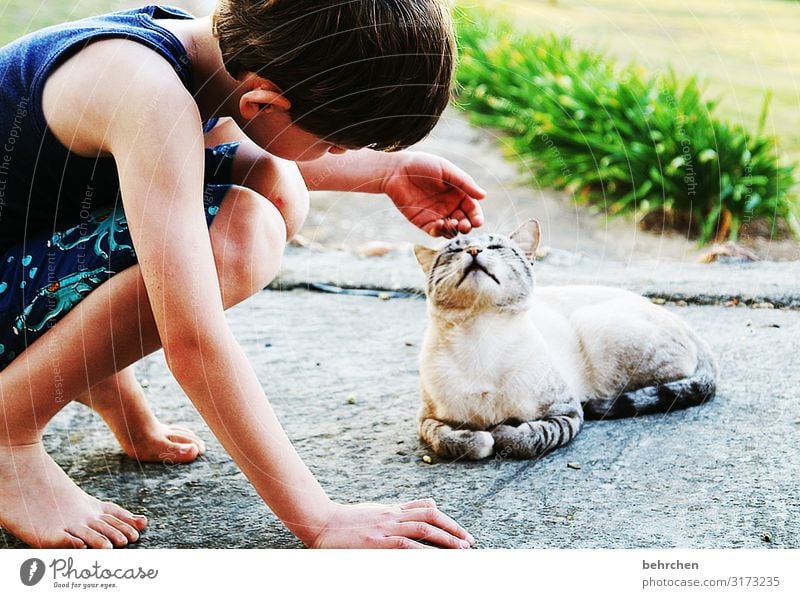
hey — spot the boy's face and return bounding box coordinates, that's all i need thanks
[243,109,350,161]
[236,78,351,161]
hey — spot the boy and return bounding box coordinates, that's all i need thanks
[0,0,484,548]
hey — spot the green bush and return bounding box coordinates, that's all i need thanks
[453,5,799,243]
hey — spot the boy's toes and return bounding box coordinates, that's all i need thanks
[167,431,206,455]
[162,441,202,463]
[53,531,87,549]
[164,424,204,445]
[102,502,148,531]
[88,519,130,547]
[122,423,205,464]
[100,514,140,543]
[68,525,114,549]
[170,424,203,440]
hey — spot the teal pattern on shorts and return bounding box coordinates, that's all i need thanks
[0,141,241,372]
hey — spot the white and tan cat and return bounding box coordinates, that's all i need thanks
[414,220,718,460]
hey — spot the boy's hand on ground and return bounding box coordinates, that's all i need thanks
[382,152,486,238]
[309,498,476,549]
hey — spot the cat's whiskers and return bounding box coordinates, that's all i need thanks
[430,262,464,290]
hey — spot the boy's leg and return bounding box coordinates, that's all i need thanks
[68,143,306,465]
[74,365,207,464]
[0,185,291,548]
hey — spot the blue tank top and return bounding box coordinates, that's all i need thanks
[0,4,217,252]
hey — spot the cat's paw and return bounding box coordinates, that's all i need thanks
[491,424,518,443]
[491,424,523,458]
[444,430,494,460]
[465,430,495,460]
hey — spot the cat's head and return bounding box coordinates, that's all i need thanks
[414,219,541,314]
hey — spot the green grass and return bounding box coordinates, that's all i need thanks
[0,0,125,46]
[0,2,211,46]
[492,0,800,163]
[453,4,799,242]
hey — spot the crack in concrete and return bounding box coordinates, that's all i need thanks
[642,292,800,309]
[460,460,540,516]
[267,281,800,310]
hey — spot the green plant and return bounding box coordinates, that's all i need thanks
[453,5,799,243]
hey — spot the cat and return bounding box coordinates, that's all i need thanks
[413,219,718,460]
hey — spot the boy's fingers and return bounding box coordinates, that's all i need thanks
[408,207,445,235]
[398,507,474,544]
[450,208,467,222]
[427,218,458,238]
[422,219,444,237]
[448,208,472,234]
[385,537,435,549]
[441,219,459,238]
[462,197,484,227]
[399,498,437,510]
[444,165,486,199]
[392,522,470,549]
[421,215,464,238]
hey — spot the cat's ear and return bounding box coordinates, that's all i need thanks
[510,219,541,260]
[414,245,438,273]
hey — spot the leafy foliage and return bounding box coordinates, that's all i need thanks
[453,5,799,242]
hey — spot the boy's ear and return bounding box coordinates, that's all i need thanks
[510,219,541,260]
[414,245,438,274]
[238,73,291,120]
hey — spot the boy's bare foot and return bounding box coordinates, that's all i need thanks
[115,421,207,464]
[0,443,147,548]
[76,366,206,464]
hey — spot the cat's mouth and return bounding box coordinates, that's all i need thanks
[456,260,500,288]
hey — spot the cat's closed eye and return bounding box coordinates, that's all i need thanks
[486,244,503,250]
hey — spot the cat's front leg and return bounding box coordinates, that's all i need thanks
[491,400,584,460]
[418,414,494,460]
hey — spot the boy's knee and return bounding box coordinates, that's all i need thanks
[210,186,286,307]
[252,153,309,241]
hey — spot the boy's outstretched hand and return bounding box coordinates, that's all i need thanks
[381,151,486,238]
[310,498,475,549]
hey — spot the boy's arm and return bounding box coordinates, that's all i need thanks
[103,49,333,542]
[206,117,486,238]
[204,117,405,194]
[93,44,472,549]
[298,149,486,237]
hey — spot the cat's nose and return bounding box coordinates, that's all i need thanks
[465,246,482,257]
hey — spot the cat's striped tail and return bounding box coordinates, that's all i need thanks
[582,340,718,420]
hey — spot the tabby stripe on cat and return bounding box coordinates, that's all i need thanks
[582,338,717,420]
[428,252,450,288]
[493,402,584,459]
[509,247,534,280]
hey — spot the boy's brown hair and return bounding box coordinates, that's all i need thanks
[212,0,455,151]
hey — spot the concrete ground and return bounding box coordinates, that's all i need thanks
[2,111,799,549]
[2,278,798,549]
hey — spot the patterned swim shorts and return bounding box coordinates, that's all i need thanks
[0,141,241,372]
